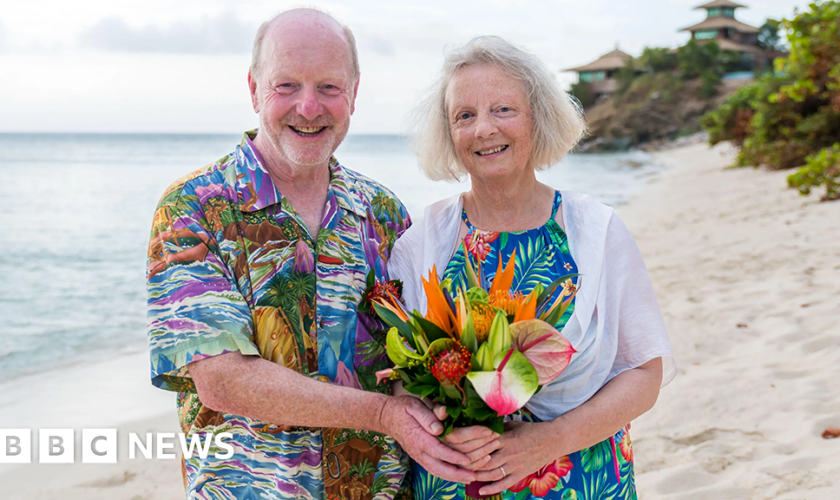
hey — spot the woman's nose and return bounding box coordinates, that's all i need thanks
[474,113,498,139]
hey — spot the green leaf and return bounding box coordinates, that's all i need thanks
[466,287,489,304]
[581,439,613,473]
[441,384,462,401]
[464,253,480,290]
[542,296,573,327]
[410,313,451,343]
[460,308,477,353]
[514,489,531,500]
[385,328,425,366]
[487,417,504,435]
[374,303,416,349]
[446,406,462,419]
[536,273,581,308]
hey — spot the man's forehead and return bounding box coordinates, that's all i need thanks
[259,12,353,76]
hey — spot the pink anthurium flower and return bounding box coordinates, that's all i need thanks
[375,368,394,385]
[510,319,576,385]
[466,348,538,415]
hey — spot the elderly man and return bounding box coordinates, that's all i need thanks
[146,9,479,499]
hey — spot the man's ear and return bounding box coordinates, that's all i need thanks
[248,71,260,113]
[350,74,360,115]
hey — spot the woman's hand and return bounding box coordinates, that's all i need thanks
[470,421,570,496]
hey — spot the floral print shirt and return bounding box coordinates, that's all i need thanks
[146,131,411,500]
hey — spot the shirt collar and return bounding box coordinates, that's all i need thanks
[234,130,366,219]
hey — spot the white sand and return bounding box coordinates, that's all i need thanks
[1,140,838,499]
[0,352,185,499]
[623,142,840,499]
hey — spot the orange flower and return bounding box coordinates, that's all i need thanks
[488,250,516,296]
[509,456,573,497]
[421,266,456,337]
[489,290,525,316]
[620,431,633,463]
[471,303,496,343]
[513,289,538,323]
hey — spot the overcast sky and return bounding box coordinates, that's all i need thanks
[0,0,807,134]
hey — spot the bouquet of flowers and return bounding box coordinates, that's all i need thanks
[361,250,579,438]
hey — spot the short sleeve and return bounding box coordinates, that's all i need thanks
[605,214,677,387]
[146,189,259,392]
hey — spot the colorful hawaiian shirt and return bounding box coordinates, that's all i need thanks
[146,131,412,500]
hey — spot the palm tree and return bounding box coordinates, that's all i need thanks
[371,192,403,226]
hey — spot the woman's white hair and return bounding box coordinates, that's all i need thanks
[411,36,587,182]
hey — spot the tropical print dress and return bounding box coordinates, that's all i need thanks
[147,131,413,500]
[413,191,636,500]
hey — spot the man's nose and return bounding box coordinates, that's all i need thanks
[296,87,322,121]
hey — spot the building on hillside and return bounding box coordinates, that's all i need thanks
[680,0,784,70]
[564,48,633,100]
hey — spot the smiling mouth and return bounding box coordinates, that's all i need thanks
[289,125,327,136]
[475,145,509,156]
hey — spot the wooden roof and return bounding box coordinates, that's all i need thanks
[564,49,633,72]
[701,38,762,53]
[695,0,747,9]
[680,16,760,33]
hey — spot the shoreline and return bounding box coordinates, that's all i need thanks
[1,139,838,498]
[622,142,840,499]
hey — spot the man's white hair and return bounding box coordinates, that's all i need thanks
[411,36,587,182]
[249,7,359,80]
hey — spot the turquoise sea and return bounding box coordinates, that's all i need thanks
[0,133,659,382]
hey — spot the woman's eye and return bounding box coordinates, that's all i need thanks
[498,106,511,112]
[458,112,472,120]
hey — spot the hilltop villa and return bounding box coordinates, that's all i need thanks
[564,48,633,100]
[566,1,785,99]
[680,0,784,70]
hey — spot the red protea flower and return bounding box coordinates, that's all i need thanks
[366,280,402,306]
[428,342,471,386]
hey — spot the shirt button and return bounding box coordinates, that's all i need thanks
[319,318,324,328]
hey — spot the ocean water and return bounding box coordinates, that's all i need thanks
[0,133,659,382]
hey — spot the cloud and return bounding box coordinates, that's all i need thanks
[79,14,254,54]
[0,20,6,52]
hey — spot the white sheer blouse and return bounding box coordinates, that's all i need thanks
[387,191,677,421]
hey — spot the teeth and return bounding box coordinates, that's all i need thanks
[477,145,506,156]
[292,126,324,134]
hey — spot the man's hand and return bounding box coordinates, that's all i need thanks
[431,405,500,466]
[379,396,477,484]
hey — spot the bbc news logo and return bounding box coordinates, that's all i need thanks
[0,429,234,463]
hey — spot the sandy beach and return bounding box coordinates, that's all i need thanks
[625,142,840,499]
[1,139,838,499]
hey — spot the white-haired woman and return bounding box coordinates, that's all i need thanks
[388,37,676,499]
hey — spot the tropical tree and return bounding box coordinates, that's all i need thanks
[701,1,840,201]
[758,18,786,51]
